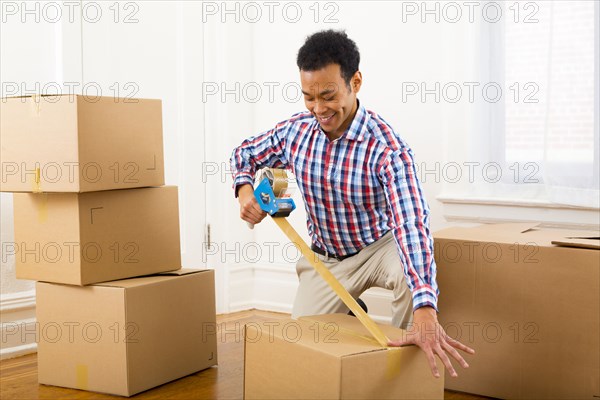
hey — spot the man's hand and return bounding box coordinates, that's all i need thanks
[238,184,268,225]
[388,306,475,378]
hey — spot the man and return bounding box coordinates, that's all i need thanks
[230,30,474,378]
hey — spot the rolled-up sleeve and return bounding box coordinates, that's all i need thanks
[378,147,439,311]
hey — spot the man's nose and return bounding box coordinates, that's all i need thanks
[314,99,326,115]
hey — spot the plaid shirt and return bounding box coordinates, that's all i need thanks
[230,101,438,311]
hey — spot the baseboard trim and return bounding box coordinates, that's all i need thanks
[0,290,36,312]
[0,342,37,360]
[229,301,255,313]
[252,300,293,314]
[1,290,37,360]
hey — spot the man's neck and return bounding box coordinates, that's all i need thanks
[326,99,359,141]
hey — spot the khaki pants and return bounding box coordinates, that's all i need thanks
[292,231,414,329]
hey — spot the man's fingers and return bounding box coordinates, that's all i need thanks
[434,345,457,378]
[241,200,267,223]
[243,212,266,224]
[442,340,469,369]
[246,208,265,221]
[251,200,266,215]
[445,335,475,355]
[423,347,441,378]
[387,330,417,347]
[241,210,263,224]
[244,200,260,215]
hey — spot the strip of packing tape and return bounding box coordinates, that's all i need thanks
[76,364,89,390]
[384,347,405,379]
[272,217,390,347]
[31,167,48,223]
[32,167,42,193]
[36,193,48,223]
[31,94,41,115]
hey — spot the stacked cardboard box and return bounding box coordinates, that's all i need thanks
[1,95,217,396]
[433,223,599,399]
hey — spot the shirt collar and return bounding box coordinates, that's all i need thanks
[343,99,369,142]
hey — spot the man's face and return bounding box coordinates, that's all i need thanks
[300,63,362,138]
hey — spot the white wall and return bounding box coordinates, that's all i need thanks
[0,1,208,358]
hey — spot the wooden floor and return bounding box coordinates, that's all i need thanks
[1,310,489,399]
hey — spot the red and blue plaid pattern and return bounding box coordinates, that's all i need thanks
[230,101,438,311]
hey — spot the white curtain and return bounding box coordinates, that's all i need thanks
[470,1,599,208]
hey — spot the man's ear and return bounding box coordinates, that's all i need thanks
[351,71,363,93]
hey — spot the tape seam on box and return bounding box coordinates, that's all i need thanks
[76,364,88,390]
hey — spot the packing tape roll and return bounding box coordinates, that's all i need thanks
[272,217,390,347]
[259,168,288,198]
[76,364,88,390]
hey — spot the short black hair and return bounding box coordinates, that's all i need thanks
[296,30,360,86]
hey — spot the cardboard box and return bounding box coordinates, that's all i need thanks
[36,269,217,397]
[244,314,444,400]
[434,223,600,399]
[1,94,164,192]
[13,186,181,285]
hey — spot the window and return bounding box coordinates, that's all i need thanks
[475,1,599,208]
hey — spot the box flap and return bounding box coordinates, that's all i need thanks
[301,313,407,346]
[434,223,600,249]
[434,223,538,241]
[551,237,600,250]
[93,269,207,289]
[247,316,378,358]
[473,222,540,233]
[1,94,73,100]
[288,314,405,357]
[1,94,161,100]
[157,268,207,276]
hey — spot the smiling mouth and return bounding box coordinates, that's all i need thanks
[318,113,335,123]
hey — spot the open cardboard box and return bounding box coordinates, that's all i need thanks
[36,269,217,397]
[434,223,599,399]
[13,186,181,285]
[1,94,164,192]
[244,313,444,400]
